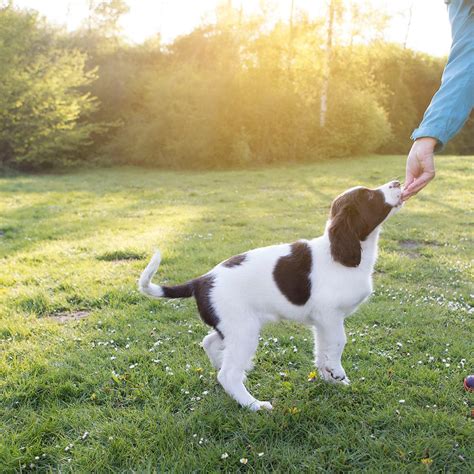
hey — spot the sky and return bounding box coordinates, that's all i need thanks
[12,0,452,57]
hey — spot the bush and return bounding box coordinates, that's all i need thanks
[314,83,392,157]
[3,8,471,171]
[104,28,392,168]
[0,7,102,170]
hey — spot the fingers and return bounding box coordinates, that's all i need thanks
[402,180,415,200]
[402,172,415,200]
[402,143,436,200]
[404,151,418,194]
[402,176,414,198]
[401,171,435,200]
[402,188,417,201]
[404,173,415,188]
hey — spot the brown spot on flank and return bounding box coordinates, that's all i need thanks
[273,241,312,306]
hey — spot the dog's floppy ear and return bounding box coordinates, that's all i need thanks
[329,203,362,267]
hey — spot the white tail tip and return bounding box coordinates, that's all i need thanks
[138,250,164,298]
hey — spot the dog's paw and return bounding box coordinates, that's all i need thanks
[319,366,350,385]
[248,400,273,411]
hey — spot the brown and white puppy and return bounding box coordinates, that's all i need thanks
[139,181,402,410]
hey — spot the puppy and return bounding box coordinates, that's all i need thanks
[139,181,402,410]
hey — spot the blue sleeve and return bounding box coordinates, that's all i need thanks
[411,0,474,150]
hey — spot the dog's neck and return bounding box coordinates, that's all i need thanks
[322,222,382,270]
[359,226,381,270]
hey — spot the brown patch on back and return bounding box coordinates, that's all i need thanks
[222,253,247,268]
[273,241,312,306]
[50,310,90,323]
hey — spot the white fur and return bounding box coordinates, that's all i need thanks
[140,182,402,411]
[138,250,164,297]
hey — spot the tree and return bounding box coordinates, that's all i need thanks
[320,0,344,127]
[0,7,101,169]
[87,0,129,38]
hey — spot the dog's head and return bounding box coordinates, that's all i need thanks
[328,181,402,267]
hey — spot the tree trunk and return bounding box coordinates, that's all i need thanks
[287,0,295,76]
[320,0,335,128]
[403,1,415,49]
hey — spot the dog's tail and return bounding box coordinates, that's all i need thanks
[138,250,194,299]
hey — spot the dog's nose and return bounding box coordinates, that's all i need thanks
[389,180,401,189]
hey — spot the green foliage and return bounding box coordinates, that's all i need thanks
[1,4,472,171]
[317,83,391,156]
[0,156,472,471]
[0,7,102,169]
[97,21,472,168]
[104,24,393,168]
[445,114,474,155]
[366,43,449,154]
[89,0,130,38]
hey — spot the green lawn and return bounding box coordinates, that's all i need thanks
[1,155,473,472]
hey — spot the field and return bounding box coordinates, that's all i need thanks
[1,155,473,472]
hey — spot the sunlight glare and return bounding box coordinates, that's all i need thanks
[13,0,452,56]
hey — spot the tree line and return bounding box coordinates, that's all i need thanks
[0,2,472,171]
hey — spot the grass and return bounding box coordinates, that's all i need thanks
[0,155,473,472]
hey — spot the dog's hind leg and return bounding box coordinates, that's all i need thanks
[202,331,224,369]
[217,321,272,411]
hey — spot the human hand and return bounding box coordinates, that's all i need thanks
[402,137,437,200]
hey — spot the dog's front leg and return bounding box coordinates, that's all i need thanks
[312,315,350,385]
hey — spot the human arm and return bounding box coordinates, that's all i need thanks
[403,0,474,199]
